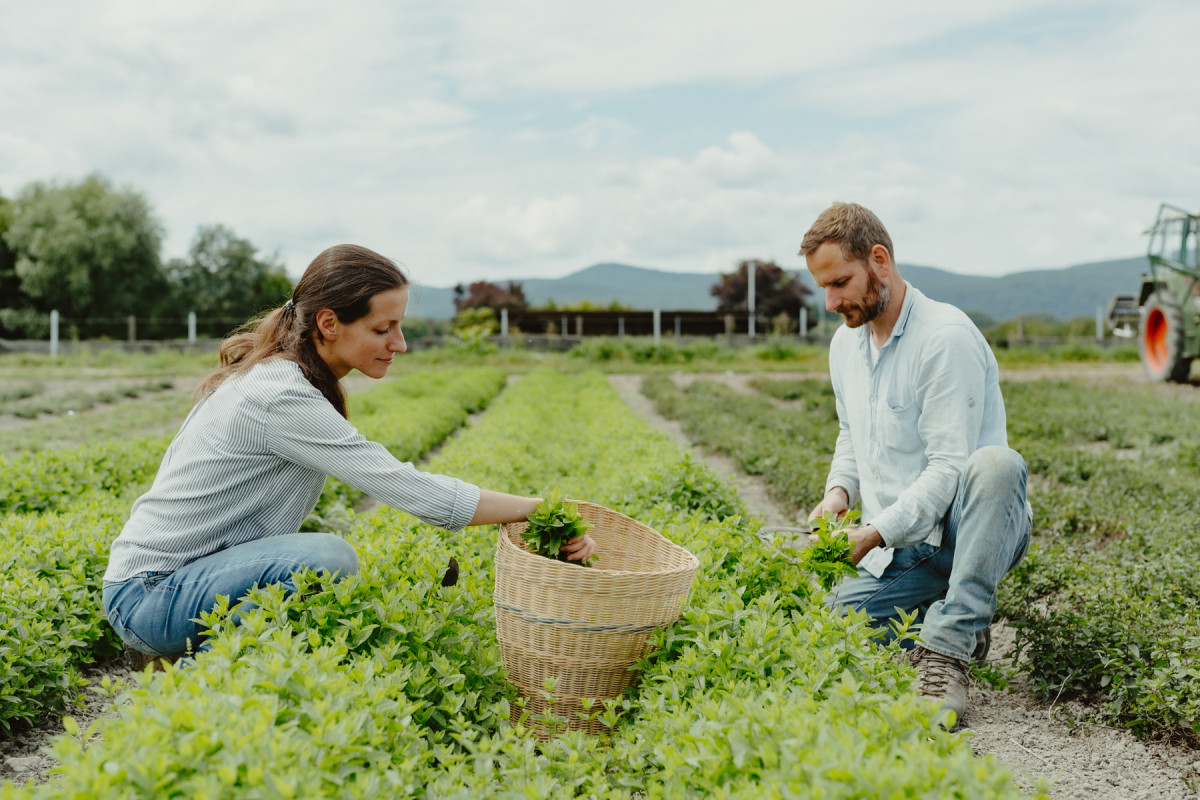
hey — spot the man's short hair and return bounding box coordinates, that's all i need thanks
[799,202,895,264]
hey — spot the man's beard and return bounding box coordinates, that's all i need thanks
[837,267,891,328]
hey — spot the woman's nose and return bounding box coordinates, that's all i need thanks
[392,330,407,354]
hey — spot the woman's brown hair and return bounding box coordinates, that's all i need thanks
[193,244,409,417]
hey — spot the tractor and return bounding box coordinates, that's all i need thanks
[1107,203,1200,382]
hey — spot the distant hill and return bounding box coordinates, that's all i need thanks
[407,262,719,319]
[892,258,1148,324]
[406,257,1150,323]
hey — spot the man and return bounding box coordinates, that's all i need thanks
[799,202,1031,728]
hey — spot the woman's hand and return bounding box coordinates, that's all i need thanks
[561,533,596,562]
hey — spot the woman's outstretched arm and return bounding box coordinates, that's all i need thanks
[469,490,541,525]
[470,490,596,562]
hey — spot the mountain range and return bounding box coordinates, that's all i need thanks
[406,257,1150,324]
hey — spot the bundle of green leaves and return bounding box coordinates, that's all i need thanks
[800,510,860,591]
[521,493,595,567]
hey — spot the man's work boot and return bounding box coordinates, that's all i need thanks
[971,625,992,663]
[123,643,180,672]
[908,646,969,730]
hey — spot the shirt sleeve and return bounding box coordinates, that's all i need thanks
[825,383,861,509]
[870,323,988,548]
[263,385,481,532]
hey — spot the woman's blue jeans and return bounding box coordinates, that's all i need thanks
[828,446,1032,661]
[102,532,358,657]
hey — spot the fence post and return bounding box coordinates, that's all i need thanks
[653,308,661,346]
[500,308,508,338]
[1095,305,1104,343]
[560,316,568,337]
[127,315,136,343]
[748,262,756,338]
[576,315,583,337]
[618,316,624,338]
[674,315,681,337]
[188,312,197,345]
[50,310,59,357]
[799,307,808,340]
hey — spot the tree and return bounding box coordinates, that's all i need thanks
[165,224,293,335]
[453,280,527,313]
[5,173,167,329]
[0,193,18,303]
[0,191,30,337]
[710,259,811,320]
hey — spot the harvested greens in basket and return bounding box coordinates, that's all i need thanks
[522,493,595,567]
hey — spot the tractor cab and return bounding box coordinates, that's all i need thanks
[1109,204,1200,382]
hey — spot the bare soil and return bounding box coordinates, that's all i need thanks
[606,371,1200,800]
[0,663,137,787]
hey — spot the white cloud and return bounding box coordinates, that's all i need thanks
[450,194,586,264]
[0,0,1195,289]
[434,0,1051,95]
[695,132,780,188]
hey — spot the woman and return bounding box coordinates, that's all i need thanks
[102,244,595,659]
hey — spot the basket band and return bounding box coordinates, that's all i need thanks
[494,599,667,635]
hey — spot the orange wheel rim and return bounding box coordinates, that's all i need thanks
[1144,308,1168,371]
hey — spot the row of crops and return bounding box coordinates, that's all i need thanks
[0,366,1044,798]
[642,374,1200,743]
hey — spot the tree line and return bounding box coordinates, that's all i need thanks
[0,173,291,340]
[0,171,812,342]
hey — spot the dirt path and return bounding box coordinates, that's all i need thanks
[606,372,1200,800]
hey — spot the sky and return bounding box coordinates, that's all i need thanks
[1,1,1198,293]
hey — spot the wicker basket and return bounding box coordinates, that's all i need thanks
[495,501,699,737]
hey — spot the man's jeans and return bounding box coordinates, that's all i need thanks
[829,446,1032,662]
[103,532,358,657]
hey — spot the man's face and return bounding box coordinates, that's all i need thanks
[805,241,890,328]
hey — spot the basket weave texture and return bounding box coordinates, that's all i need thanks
[495,501,699,736]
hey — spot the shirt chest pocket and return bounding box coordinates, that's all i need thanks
[880,399,922,454]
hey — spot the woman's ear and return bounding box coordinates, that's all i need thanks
[314,308,340,341]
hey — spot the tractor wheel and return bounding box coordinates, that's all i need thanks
[1138,292,1192,383]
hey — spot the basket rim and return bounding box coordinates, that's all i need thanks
[498,501,698,578]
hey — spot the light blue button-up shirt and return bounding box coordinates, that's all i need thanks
[825,283,1009,574]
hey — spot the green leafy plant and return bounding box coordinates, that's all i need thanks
[521,492,594,567]
[800,509,860,591]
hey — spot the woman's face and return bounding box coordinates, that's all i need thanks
[316,287,409,379]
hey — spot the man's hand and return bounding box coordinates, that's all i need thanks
[843,526,884,565]
[807,486,851,523]
[807,524,883,565]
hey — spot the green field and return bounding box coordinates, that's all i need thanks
[1,342,1157,798]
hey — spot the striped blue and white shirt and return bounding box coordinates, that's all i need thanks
[104,359,481,584]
